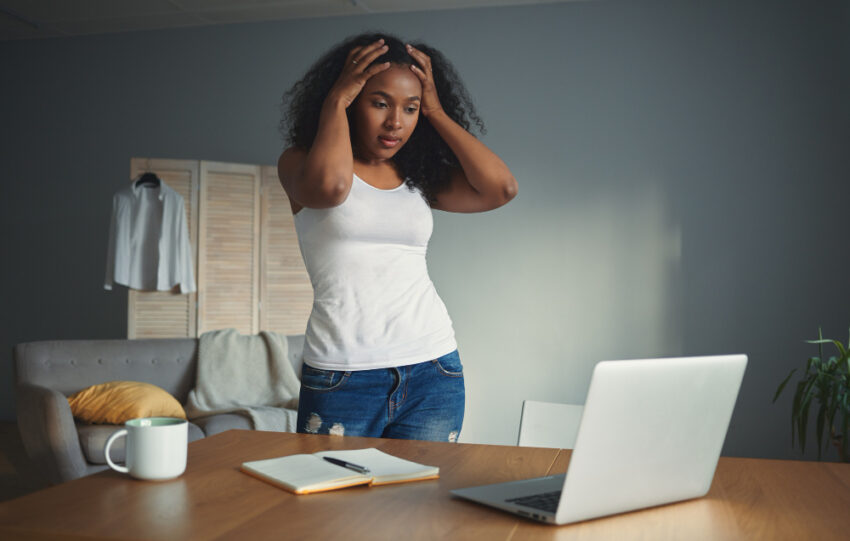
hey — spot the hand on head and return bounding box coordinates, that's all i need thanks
[405,44,444,118]
[328,39,392,108]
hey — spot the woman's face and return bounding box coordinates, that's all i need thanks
[351,64,422,163]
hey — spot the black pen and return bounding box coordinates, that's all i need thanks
[322,456,371,475]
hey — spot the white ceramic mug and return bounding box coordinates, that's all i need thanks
[104,417,188,481]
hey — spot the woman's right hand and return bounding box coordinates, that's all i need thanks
[326,39,391,109]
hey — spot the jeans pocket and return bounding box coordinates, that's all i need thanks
[300,364,349,392]
[433,350,463,377]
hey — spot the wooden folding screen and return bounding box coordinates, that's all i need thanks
[196,161,261,335]
[126,157,312,339]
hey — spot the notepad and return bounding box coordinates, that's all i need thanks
[240,448,440,495]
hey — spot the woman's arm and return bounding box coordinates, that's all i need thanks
[406,44,518,213]
[279,39,391,209]
[425,110,518,213]
[278,98,352,209]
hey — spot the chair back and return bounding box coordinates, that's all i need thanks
[517,400,584,448]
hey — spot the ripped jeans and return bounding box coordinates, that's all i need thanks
[296,349,465,442]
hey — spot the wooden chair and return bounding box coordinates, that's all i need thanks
[517,400,584,449]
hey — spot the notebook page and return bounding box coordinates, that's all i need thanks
[242,454,365,491]
[314,448,439,483]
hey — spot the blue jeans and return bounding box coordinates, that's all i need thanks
[296,349,465,442]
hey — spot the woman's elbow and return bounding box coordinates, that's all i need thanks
[501,175,518,205]
[482,175,517,211]
[324,179,351,207]
[291,176,350,209]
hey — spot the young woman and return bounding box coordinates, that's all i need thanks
[278,32,517,442]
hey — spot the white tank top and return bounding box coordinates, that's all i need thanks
[293,173,457,370]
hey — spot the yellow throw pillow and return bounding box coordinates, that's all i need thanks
[67,381,187,424]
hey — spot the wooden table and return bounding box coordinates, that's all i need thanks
[1,430,850,540]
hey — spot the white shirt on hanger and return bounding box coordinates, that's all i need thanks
[104,179,196,293]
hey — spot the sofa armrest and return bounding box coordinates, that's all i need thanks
[16,382,89,485]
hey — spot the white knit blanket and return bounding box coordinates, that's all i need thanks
[185,329,302,432]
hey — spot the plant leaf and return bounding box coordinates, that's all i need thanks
[817,375,834,460]
[833,340,847,359]
[843,411,850,462]
[800,397,811,454]
[799,378,819,454]
[816,403,826,457]
[806,356,819,376]
[805,339,836,345]
[791,380,805,447]
[806,339,848,359]
[827,400,837,452]
[773,369,797,402]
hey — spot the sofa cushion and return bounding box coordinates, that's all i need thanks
[78,421,205,465]
[68,381,187,424]
[192,413,253,436]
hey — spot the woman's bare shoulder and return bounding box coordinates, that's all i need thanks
[278,147,307,178]
[277,147,306,215]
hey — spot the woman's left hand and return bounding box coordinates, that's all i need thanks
[406,44,444,117]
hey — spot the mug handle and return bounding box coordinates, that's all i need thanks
[104,428,129,473]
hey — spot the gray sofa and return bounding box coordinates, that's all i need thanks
[13,337,303,485]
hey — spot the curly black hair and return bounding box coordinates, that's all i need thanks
[280,31,485,205]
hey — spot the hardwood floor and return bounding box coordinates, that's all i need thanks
[0,422,49,502]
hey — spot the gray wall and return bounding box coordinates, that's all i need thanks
[2,0,848,460]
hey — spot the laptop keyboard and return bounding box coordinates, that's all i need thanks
[505,490,562,514]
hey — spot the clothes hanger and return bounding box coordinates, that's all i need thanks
[135,171,161,187]
[133,158,161,187]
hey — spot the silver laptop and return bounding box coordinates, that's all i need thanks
[451,354,747,525]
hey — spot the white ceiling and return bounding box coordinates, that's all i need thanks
[0,0,578,41]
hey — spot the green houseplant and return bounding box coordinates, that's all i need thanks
[774,328,850,462]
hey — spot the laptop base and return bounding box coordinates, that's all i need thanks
[451,474,565,524]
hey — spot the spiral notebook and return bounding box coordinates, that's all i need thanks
[241,448,439,495]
